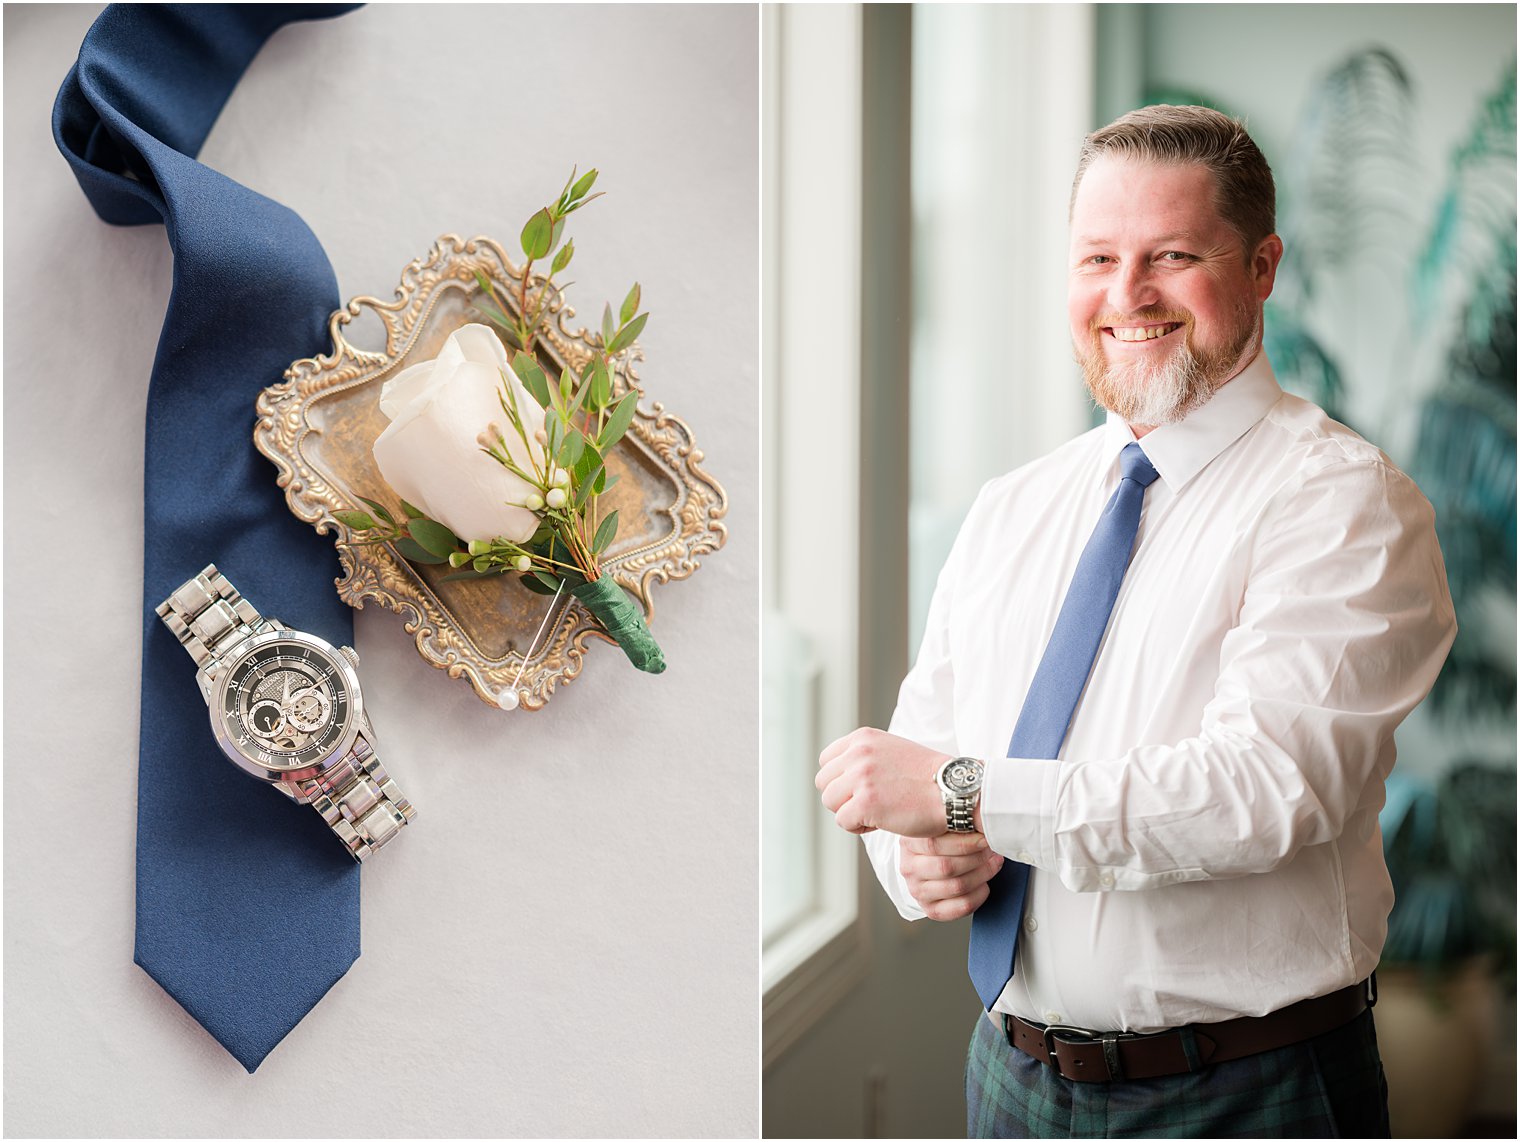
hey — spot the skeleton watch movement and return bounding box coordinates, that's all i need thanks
[156,564,415,860]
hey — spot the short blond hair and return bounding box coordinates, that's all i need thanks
[1071,105,1276,250]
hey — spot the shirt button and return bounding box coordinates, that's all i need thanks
[1098,871,1115,888]
[1044,1011,1063,1023]
[1024,916,1038,933]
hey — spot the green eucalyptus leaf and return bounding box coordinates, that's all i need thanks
[520,208,554,260]
[556,167,577,207]
[566,368,591,420]
[358,497,395,526]
[473,294,513,330]
[574,439,603,477]
[409,517,460,558]
[577,360,598,412]
[586,358,611,410]
[334,509,376,531]
[597,472,620,496]
[511,352,552,408]
[607,311,648,355]
[559,427,586,469]
[548,216,566,255]
[551,240,575,275]
[598,391,638,452]
[592,509,620,554]
[601,303,615,344]
[520,572,560,595]
[620,282,642,326]
[532,570,563,592]
[442,566,509,582]
[563,190,604,215]
[398,499,424,520]
[569,168,598,203]
[395,536,449,565]
[574,460,604,509]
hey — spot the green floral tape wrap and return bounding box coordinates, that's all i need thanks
[570,577,666,674]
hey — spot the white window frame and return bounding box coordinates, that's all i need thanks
[760,2,870,1065]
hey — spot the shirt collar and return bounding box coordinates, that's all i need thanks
[1101,350,1283,490]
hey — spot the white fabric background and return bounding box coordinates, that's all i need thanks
[3,4,758,1137]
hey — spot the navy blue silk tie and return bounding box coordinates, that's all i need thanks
[54,3,362,1072]
[967,442,1160,1011]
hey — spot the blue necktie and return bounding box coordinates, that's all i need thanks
[968,442,1160,1011]
[54,3,362,1072]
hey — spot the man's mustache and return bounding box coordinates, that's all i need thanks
[1088,308,1193,334]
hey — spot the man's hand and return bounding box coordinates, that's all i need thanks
[900,833,1003,921]
[816,727,949,837]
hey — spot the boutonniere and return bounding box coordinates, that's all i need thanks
[337,170,664,675]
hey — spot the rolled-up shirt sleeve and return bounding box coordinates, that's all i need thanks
[981,459,1457,892]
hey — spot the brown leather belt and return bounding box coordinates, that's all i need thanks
[1002,977,1375,1083]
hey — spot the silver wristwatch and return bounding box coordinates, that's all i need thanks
[935,756,985,833]
[156,564,416,861]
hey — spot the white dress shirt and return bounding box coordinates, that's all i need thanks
[865,351,1456,1033]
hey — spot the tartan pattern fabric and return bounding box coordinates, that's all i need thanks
[966,1007,1390,1138]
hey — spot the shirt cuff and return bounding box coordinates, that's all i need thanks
[862,828,927,921]
[981,756,1060,870]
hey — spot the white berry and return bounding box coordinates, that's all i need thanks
[514,555,532,572]
[546,488,568,509]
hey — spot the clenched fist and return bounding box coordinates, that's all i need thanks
[815,727,950,837]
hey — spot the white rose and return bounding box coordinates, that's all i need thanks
[373,324,545,544]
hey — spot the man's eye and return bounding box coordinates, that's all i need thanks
[1086,255,1113,265]
[1160,251,1193,262]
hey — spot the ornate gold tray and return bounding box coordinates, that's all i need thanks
[254,234,727,710]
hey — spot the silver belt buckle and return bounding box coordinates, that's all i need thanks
[1041,1023,1128,1081]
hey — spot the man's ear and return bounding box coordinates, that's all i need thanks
[1252,234,1285,301]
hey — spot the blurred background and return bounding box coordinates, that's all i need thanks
[761,4,1516,1137]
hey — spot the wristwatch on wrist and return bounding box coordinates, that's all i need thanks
[156,564,416,861]
[935,756,985,833]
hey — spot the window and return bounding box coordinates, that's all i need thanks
[760,3,870,1059]
[909,4,1096,642]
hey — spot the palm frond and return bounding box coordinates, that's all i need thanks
[1381,765,1516,981]
[1423,624,1518,719]
[1414,380,1517,585]
[1413,57,1517,326]
[1277,48,1420,296]
[1261,303,1348,424]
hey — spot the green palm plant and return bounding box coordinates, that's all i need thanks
[1381,764,1516,987]
[1266,49,1422,426]
[1407,58,1517,718]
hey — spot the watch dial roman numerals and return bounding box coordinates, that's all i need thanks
[221,638,353,771]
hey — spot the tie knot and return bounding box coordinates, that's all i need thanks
[1120,442,1159,488]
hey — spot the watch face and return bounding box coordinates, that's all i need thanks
[214,633,358,773]
[943,758,983,794]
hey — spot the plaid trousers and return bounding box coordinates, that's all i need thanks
[965,1006,1390,1138]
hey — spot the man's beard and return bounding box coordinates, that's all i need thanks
[1076,302,1259,426]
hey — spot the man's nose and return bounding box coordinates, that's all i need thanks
[1108,261,1158,313]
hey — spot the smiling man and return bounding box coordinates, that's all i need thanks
[815,106,1455,1138]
